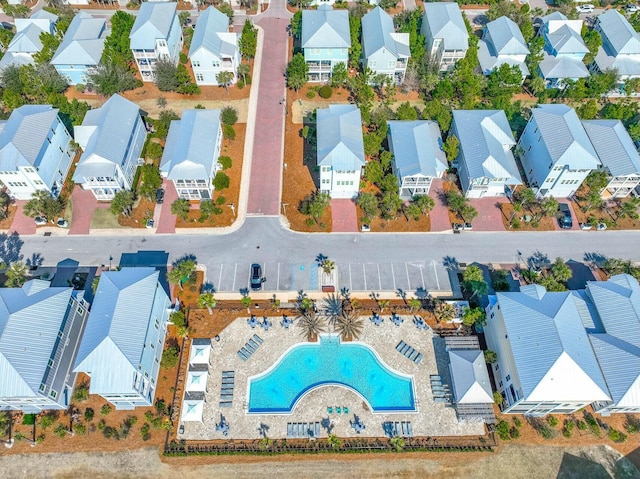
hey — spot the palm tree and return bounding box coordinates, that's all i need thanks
[334,311,364,341]
[237,63,250,84]
[297,310,325,341]
[216,71,234,95]
[320,293,343,327]
[433,300,455,323]
[408,298,421,312]
[167,259,196,291]
[197,292,216,314]
[617,197,640,220]
[5,262,28,287]
[171,198,190,221]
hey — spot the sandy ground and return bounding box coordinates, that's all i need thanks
[1,444,638,479]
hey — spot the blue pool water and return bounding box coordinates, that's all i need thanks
[247,335,415,413]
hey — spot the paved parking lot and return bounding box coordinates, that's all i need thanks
[205,260,454,295]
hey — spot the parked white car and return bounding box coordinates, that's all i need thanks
[627,4,640,13]
[577,4,595,13]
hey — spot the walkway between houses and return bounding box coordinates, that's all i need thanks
[428,179,451,232]
[68,187,108,235]
[471,197,508,232]
[156,180,178,234]
[331,199,359,232]
[247,8,291,216]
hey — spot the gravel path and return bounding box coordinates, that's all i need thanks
[1,444,638,479]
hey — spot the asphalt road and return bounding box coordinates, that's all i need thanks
[17,217,640,293]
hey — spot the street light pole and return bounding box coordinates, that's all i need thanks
[228,203,236,217]
[109,256,113,271]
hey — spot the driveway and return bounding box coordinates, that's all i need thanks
[555,200,580,231]
[428,179,452,232]
[68,187,108,235]
[10,200,36,235]
[331,199,358,232]
[156,180,178,234]
[469,197,508,232]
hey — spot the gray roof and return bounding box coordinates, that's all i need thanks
[160,109,222,181]
[530,104,600,169]
[30,10,58,22]
[594,47,640,76]
[130,2,177,50]
[361,7,410,60]
[0,280,72,398]
[586,275,640,407]
[452,110,522,182]
[546,24,588,55]
[0,52,35,72]
[73,94,142,182]
[478,40,530,76]
[539,53,590,79]
[387,120,446,179]
[6,23,47,54]
[301,5,350,49]
[316,104,365,170]
[448,349,494,404]
[188,6,237,58]
[74,268,165,395]
[422,2,468,52]
[0,105,59,171]
[484,16,529,56]
[51,12,106,66]
[597,10,640,56]
[495,286,610,402]
[583,120,640,177]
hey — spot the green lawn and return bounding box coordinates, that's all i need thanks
[90,209,124,229]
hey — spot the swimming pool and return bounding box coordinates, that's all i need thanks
[247,335,416,414]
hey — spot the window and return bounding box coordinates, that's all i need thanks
[192,60,200,67]
[48,359,54,367]
[39,384,46,392]
[506,374,511,381]
[50,390,57,398]
[499,381,503,388]
[195,73,204,82]
[212,60,220,67]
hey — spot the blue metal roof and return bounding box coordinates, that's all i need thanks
[361,7,410,60]
[301,5,350,49]
[51,12,106,66]
[422,2,468,52]
[387,120,446,178]
[188,6,237,58]
[130,2,177,50]
[316,104,365,170]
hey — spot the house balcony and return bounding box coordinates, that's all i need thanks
[306,61,332,72]
[396,60,407,70]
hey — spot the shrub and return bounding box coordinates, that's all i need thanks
[179,52,188,64]
[103,426,119,439]
[76,83,86,93]
[84,408,95,422]
[576,420,587,431]
[216,195,226,205]
[495,420,511,440]
[306,90,315,98]
[53,423,67,438]
[513,417,522,428]
[547,416,559,427]
[161,344,180,369]
[511,217,521,229]
[100,404,112,416]
[222,124,236,141]
[221,106,238,125]
[39,413,56,429]
[318,85,332,99]
[509,426,521,439]
[140,423,151,441]
[73,382,89,402]
[218,156,232,170]
[213,172,230,190]
[74,422,87,435]
[529,418,556,440]
[608,428,627,443]
[97,419,106,430]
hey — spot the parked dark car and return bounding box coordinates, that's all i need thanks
[250,263,263,290]
[155,188,165,204]
[558,203,573,229]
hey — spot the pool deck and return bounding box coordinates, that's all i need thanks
[178,315,486,441]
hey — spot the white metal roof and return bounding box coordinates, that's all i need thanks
[422,2,468,52]
[316,104,365,170]
[301,5,350,49]
[387,120,446,179]
[448,349,493,404]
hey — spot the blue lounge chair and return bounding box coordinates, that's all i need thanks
[245,342,256,353]
[402,422,407,436]
[336,407,341,414]
[407,423,413,437]
[253,334,263,344]
[237,351,247,361]
[414,353,423,364]
[315,422,321,437]
[327,406,333,414]
[287,423,292,437]
[343,406,349,414]
[241,347,251,357]
[249,338,259,349]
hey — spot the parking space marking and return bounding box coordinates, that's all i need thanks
[218,264,223,293]
[349,263,352,291]
[420,265,425,290]
[363,264,367,291]
[405,263,410,289]
[391,263,396,291]
[276,263,280,290]
[432,261,440,290]
[232,263,238,291]
[377,263,382,290]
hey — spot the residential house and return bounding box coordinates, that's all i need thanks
[592,10,640,82]
[0,10,58,72]
[478,16,529,81]
[51,12,107,85]
[0,105,73,200]
[446,337,495,422]
[0,280,90,412]
[188,6,240,86]
[585,275,640,415]
[583,120,640,198]
[361,7,410,84]
[74,268,171,410]
[484,285,611,415]
[538,12,589,88]
[451,110,522,198]
[129,2,183,82]
[73,94,147,200]
[160,109,223,201]
[317,104,365,199]
[421,2,468,72]
[517,104,600,198]
[386,120,447,199]
[301,5,350,82]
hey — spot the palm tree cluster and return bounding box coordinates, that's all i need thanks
[167,258,197,291]
[297,310,326,341]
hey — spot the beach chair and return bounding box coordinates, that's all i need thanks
[409,350,419,361]
[287,423,292,437]
[404,347,413,358]
[253,334,263,344]
[298,423,304,437]
[402,422,407,436]
[249,338,259,349]
[400,344,410,355]
[394,422,400,436]
[237,351,247,361]
[219,401,232,408]
[407,423,413,437]
[327,406,333,414]
[222,371,234,378]
[245,342,256,353]
[221,388,234,395]
[343,406,349,414]
[222,379,235,386]
[336,407,341,414]
[395,342,404,352]
[315,422,321,437]
[241,347,251,357]
[414,353,423,364]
